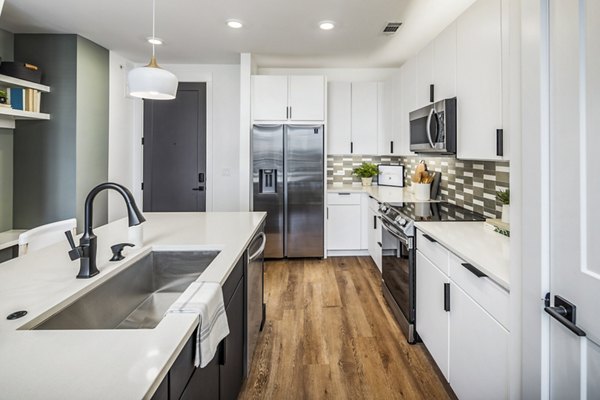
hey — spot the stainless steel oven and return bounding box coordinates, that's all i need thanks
[380,217,417,344]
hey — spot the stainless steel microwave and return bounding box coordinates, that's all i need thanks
[409,98,457,154]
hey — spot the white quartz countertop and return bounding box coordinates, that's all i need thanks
[0,212,266,400]
[327,184,437,203]
[0,229,25,251]
[415,221,510,290]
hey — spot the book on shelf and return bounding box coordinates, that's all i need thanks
[8,87,42,113]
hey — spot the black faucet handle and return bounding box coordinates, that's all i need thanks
[110,243,135,262]
[65,231,83,261]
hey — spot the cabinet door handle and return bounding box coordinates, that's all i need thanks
[350,141,354,154]
[289,106,292,119]
[422,234,437,243]
[430,84,435,103]
[390,141,394,154]
[373,215,377,229]
[338,192,351,196]
[444,283,450,312]
[496,129,504,157]
[461,262,487,278]
[377,241,382,248]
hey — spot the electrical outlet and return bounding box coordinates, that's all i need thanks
[222,168,231,177]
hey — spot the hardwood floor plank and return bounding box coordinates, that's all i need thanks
[240,256,453,400]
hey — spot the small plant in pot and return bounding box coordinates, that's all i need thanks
[353,162,379,186]
[497,189,510,223]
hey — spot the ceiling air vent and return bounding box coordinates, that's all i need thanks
[383,22,402,34]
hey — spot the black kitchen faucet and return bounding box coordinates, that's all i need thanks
[65,182,145,279]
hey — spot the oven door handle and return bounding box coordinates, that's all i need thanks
[380,219,410,247]
[426,108,436,148]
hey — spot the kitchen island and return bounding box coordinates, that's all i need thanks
[0,212,266,399]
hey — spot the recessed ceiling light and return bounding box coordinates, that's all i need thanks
[146,37,163,45]
[319,21,335,30]
[227,20,243,29]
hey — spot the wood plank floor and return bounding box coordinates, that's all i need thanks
[239,257,454,400]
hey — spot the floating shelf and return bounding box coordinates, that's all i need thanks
[0,74,50,93]
[0,107,50,120]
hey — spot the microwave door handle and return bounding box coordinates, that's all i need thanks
[426,108,436,148]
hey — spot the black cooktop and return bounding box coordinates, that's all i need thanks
[387,201,485,222]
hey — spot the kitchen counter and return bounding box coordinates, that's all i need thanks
[415,221,510,290]
[0,212,266,399]
[327,183,437,203]
[0,229,25,251]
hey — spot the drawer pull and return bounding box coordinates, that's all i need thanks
[422,234,437,243]
[338,192,351,196]
[461,263,487,278]
[443,283,450,312]
[377,242,382,248]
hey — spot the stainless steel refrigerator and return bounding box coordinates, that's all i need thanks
[252,124,324,258]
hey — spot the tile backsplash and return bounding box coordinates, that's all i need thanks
[327,154,510,219]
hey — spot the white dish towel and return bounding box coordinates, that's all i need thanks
[166,281,230,368]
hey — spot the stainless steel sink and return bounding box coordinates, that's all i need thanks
[32,251,220,330]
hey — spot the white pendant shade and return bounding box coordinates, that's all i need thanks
[128,63,178,100]
[127,0,177,100]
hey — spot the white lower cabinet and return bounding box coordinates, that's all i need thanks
[367,202,382,272]
[416,228,509,399]
[327,193,362,250]
[449,282,509,400]
[416,251,450,380]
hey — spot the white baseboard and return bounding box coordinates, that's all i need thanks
[327,250,370,257]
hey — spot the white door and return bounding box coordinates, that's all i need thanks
[399,58,417,155]
[288,76,325,121]
[449,281,509,400]
[456,0,503,160]
[433,22,457,102]
[351,82,379,155]
[327,81,352,154]
[327,204,361,250]
[416,251,450,380]
[546,0,600,398]
[252,75,288,121]
[416,41,434,108]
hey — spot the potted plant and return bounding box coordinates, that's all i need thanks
[353,162,379,186]
[496,189,510,223]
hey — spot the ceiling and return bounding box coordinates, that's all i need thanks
[0,0,476,67]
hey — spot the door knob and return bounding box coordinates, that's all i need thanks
[544,293,586,337]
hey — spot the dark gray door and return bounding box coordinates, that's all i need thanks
[143,82,207,212]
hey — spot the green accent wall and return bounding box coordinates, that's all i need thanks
[0,28,14,231]
[13,34,108,231]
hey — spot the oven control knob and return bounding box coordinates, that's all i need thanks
[394,216,406,225]
[380,205,388,213]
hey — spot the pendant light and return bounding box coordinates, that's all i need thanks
[128,0,178,100]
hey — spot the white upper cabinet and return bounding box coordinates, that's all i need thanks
[433,22,457,101]
[416,41,435,108]
[399,57,417,155]
[288,76,325,121]
[351,81,379,155]
[252,75,288,121]
[456,0,505,160]
[327,82,352,154]
[252,75,325,122]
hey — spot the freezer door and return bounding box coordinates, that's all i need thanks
[285,125,324,257]
[252,125,284,258]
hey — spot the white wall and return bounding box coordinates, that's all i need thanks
[257,67,400,82]
[108,51,137,221]
[108,58,242,217]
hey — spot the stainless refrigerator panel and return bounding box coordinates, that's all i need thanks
[285,125,324,257]
[252,125,284,258]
